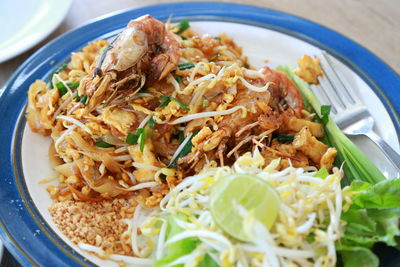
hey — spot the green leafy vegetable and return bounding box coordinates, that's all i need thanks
[126,128,144,145]
[275,133,294,143]
[56,82,67,96]
[95,140,114,148]
[148,116,155,129]
[178,62,195,70]
[154,215,199,267]
[176,20,190,34]
[336,245,379,267]
[172,97,190,111]
[313,166,329,178]
[159,95,171,107]
[320,105,331,124]
[198,254,219,267]
[277,65,386,184]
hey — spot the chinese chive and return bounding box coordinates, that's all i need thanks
[56,82,67,96]
[49,63,68,88]
[95,141,114,148]
[176,20,190,34]
[139,129,147,152]
[80,95,88,104]
[276,133,294,143]
[126,128,144,145]
[178,62,195,70]
[175,76,183,83]
[172,97,189,111]
[159,95,171,107]
[66,81,80,89]
[148,116,155,129]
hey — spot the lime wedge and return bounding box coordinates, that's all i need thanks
[209,173,280,241]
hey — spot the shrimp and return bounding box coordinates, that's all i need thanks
[260,67,304,116]
[83,15,180,111]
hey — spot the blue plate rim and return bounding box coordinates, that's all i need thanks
[0,2,399,266]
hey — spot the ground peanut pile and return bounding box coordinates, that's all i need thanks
[48,198,136,256]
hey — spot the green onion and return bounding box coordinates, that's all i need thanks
[278,65,386,184]
[126,128,144,145]
[75,95,81,102]
[172,97,189,111]
[139,128,147,152]
[214,36,221,40]
[95,140,114,148]
[66,81,80,89]
[159,95,171,107]
[276,133,294,143]
[321,105,331,124]
[175,76,183,83]
[80,95,88,104]
[49,63,68,89]
[176,20,190,34]
[56,82,67,96]
[178,62,195,70]
[148,116,155,129]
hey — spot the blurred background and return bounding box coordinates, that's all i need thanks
[0,0,399,90]
[0,0,398,266]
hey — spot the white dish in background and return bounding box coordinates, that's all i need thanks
[0,0,72,63]
[20,21,399,266]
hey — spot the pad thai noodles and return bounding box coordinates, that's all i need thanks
[26,15,400,267]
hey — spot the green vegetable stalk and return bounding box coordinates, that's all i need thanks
[279,65,399,267]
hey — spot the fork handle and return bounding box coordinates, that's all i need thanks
[365,131,400,173]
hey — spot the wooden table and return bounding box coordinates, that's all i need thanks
[0,0,399,89]
[0,0,398,265]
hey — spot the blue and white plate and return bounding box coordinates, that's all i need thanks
[0,2,399,266]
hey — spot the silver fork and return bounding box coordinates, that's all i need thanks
[312,52,400,175]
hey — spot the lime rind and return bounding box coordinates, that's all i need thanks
[210,174,280,242]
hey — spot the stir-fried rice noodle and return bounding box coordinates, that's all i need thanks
[26,15,340,265]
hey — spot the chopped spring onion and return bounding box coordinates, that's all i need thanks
[178,62,195,70]
[170,105,246,125]
[176,20,190,34]
[56,82,68,96]
[172,97,189,111]
[159,95,171,107]
[276,133,294,143]
[95,140,115,148]
[148,116,155,129]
